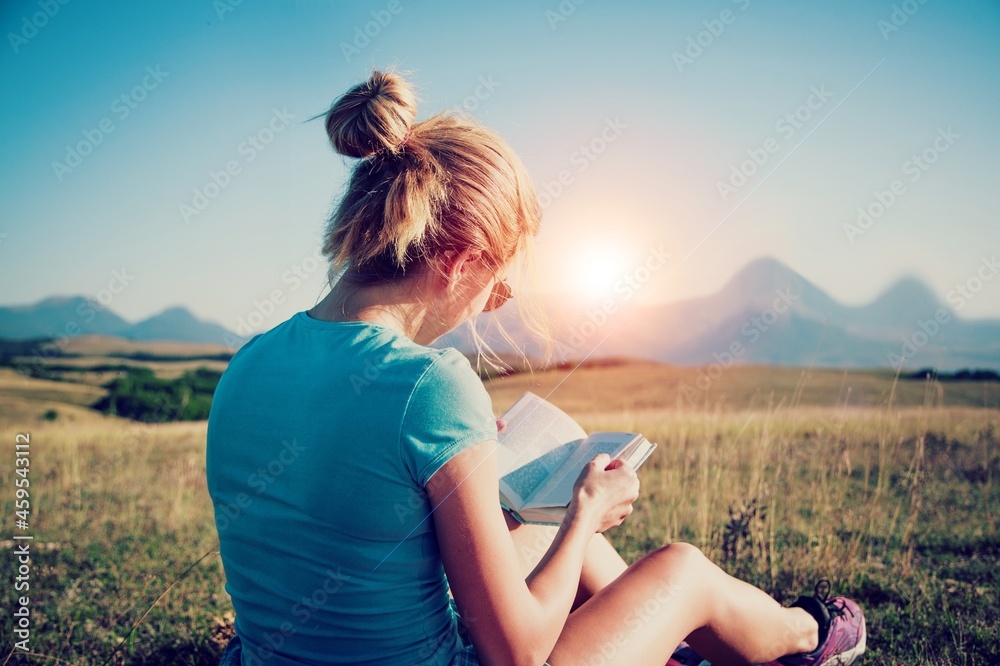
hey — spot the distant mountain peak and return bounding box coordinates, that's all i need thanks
[149,306,199,319]
[21,294,88,309]
[122,306,232,343]
[871,275,943,310]
[714,256,829,314]
[0,297,234,345]
[736,255,798,278]
[725,256,807,291]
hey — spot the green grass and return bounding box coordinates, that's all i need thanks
[0,365,997,664]
[596,406,998,665]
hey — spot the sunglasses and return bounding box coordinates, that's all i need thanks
[483,277,512,312]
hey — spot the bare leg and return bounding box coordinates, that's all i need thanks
[548,542,818,666]
[506,512,817,664]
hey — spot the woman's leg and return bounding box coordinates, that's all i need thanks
[547,542,818,666]
[504,511,818,666]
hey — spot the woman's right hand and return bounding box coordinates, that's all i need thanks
[568,453,640,533]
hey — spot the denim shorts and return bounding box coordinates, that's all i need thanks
[218,633,241,666]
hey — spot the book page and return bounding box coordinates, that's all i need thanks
[626,440,656,469]
[500,440,580,510]
[497,393,587,507]
[523,432,641,510]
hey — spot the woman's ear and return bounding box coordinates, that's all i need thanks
[442,248,485,289]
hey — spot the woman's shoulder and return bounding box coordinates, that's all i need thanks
[409,347,484,397]
[399,347,497,487]
[402,347,493,434]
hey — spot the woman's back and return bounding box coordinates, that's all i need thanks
[206,311,497,665]
[208,68,867,666]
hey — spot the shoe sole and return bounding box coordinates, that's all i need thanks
[819,614,867,666]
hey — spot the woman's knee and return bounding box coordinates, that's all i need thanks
[644,541,710,577]
[634,542,719,623]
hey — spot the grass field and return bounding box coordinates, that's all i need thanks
[0,357,997,664]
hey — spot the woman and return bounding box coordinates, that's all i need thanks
[206,70,866,666]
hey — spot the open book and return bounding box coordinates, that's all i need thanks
[497,392,656,526]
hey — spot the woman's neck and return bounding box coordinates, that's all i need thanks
[309,279,443,345]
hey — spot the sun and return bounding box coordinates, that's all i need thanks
[568,241,631,299]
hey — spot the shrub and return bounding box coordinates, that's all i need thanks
[91,367,222,422]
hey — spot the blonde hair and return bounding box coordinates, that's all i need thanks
[319,69,550,371]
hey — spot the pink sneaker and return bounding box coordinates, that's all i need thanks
[774,580,866,666]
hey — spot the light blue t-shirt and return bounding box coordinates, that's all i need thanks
[206,311,498,665]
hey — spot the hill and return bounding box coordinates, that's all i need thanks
[4,257,999,370]
[441,256,1000,371]
[0,297,236,345]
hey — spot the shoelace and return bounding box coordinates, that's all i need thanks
[812,579,854,620]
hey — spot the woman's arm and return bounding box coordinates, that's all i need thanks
[428,440,637,666]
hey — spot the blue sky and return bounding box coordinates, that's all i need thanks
[1,0,998,336]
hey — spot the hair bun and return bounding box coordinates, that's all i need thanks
[324,70,417,159]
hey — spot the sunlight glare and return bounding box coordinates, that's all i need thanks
[569,240,631,299]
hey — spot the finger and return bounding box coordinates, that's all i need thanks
[591,453,612,468]
[609,459,634,474]
[496,418,507,432]
[604,457,625,471]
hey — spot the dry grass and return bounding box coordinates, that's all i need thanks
[485,362,1000,414]
[0,420,224,664]
[23,356,230,380]
[0,369,105,410]
[57,336,233,358]
[0,363,996,664]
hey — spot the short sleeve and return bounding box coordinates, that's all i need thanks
[399,349,498,487]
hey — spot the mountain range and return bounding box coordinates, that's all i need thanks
[2,258,998,370]
[0,296,235,345]
[442,257,1000,372]
[603,257,1000,371]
